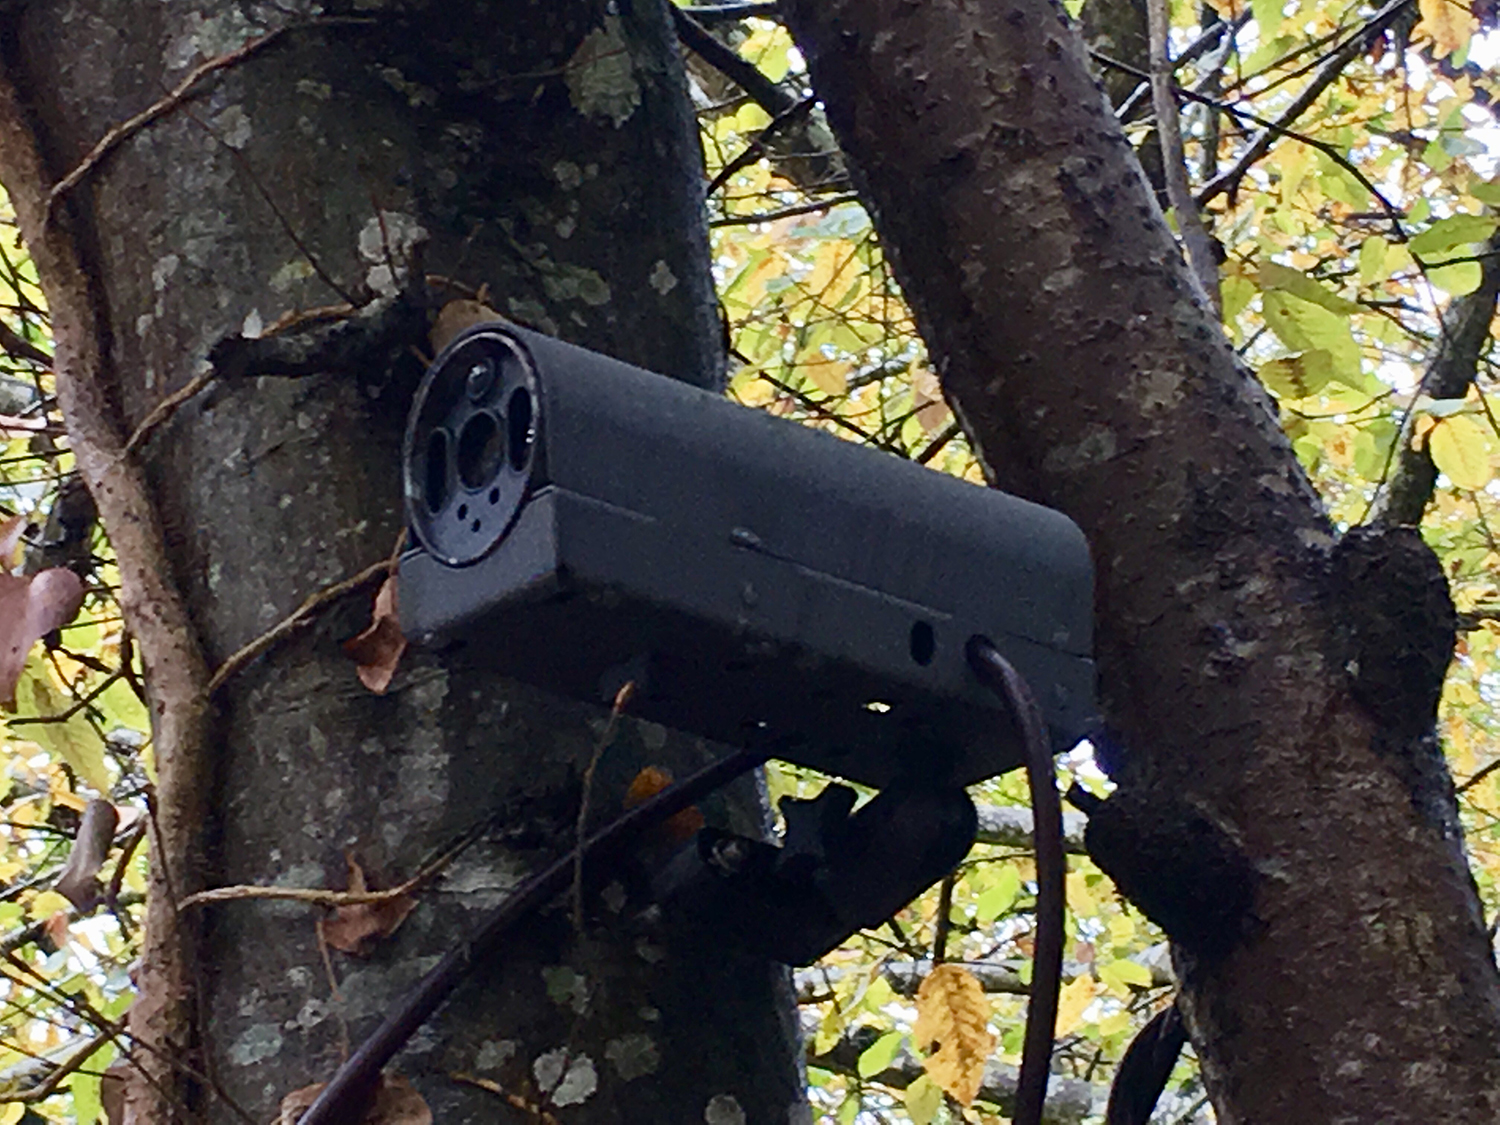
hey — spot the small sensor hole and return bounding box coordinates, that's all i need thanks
[909,621,936,666]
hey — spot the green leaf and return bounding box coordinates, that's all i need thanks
[1409,214,1498,258]
[1258,352,1338,399]
[1429,414,1493,490]
[1221,274,1255,322]
[1258,261,1362,314]
[857,1031,904,1078]
[903,1074,945,1125]
[1353,419,1398,481]
[1472,179,1500,206]
[976,865,1022,923]
[1428,260,1483,296]
[1252,0,1285,33]
[1260,292,1361,386]
[21,668,112,794]
[1098,958,1154,994]
[1358,237,1389,286]
[1312,152,1369,208]
[72,1069,103,1124]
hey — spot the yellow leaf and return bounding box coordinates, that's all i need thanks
[805,358,850,396]
[1065,870,1097,916]
[1098,958,1154,997]
[1416,0,1477,57]
[1054,974,1097,1037]
[28,890,70,922]
[912,964,996,1107]
[1429,414,1493,490]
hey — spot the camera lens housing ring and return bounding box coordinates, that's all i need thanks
[403,328,538,566]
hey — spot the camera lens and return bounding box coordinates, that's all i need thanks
[457,411,505,490]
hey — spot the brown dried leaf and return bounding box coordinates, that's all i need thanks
[343,576,407,694]
[913,963,997,1107]
[623,766,705,844]
[429,299,503,355]
[42,909,70,947]
[0,517,85,707]
[279,1073,433,1124]
[54,798,119,908]
[0,512,23,565]
[320,855,417,956]
[101,1061,131,1125]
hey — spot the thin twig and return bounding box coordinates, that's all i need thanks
[123,369,214,456]
[178,829,472,911]
[711,191,862,227]
[11,1021,121,1102]
[315,920,351,1061]
[450,1073,561,1124]
[932,871,956,965]
[572,681,636,934]
[705,95,816,198]
[45,19,369,220]
[1459,757,1500,795]
[1092,51,1407,236]
[205,537,402,696]
[915,419,962,465]
[1194,0,1413,208]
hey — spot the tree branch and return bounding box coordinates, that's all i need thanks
[0,61,215,1125]
[671,5,801,119]
[809,1026,1104,1124]
[1146,0,1220,311]
[1369,227,1500,527]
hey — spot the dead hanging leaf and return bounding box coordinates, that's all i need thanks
[624,765,705,844]
[54,798,119,909]
[430,298,504,355]
[912,963,997,1107]
[42,909,70,947]
[911,367,952,434]
[279,1073,433,1124]
[0,513,86,710]
[343,575,407,694]
[320,855,417,956]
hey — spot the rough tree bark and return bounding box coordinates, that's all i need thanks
[781,1,1500,1121]
[0,3,803,1122]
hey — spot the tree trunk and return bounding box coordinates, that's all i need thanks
[0,3,803,1121]
[781,1,1500,1121]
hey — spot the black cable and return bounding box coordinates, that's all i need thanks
[966,637,1064,1125]
[295,746,769,1125]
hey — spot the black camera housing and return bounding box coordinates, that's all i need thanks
[399,323,1095,789]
